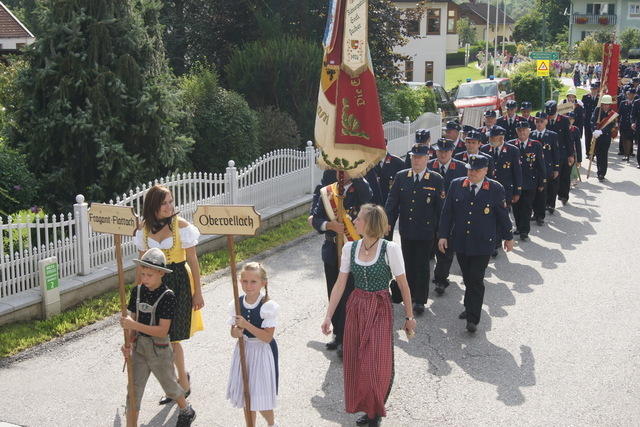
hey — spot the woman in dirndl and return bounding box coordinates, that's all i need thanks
[321,204,416,426]
[134,184,204,404]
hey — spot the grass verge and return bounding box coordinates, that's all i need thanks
[0,214,312,358]
[446,65,485,91]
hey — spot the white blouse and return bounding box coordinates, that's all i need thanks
[227,296,280,329]
[133,224,200,251]
[339,240,405,277]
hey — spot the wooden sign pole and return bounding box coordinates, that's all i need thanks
[115,234,137,427]
[227,235,254,427]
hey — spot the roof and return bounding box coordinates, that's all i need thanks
[0,1,34,39]
[458,2,515,25]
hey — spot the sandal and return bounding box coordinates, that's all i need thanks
[159,372,190,405]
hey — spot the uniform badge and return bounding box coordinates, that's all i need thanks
[426,197,431,204]
[484,207,490,214]
[440,191,446,199]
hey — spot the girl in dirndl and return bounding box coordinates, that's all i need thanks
[227,262,279,427]
[321,204,416,427]
[134,184,205,404]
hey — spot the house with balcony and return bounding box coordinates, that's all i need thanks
[569,0,640,45]
[393,1,460,85]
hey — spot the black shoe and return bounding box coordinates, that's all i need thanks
[160,373,191,405]
[458,311,467,319]
[559,198,568,206]
[434,284,445,295]
[546,207,554,214]
[466,321,477,333]
[598,175,605,181]
[176,407,196,427]
[413,303,425,315]
[337,344,343,358]
[326,338,339,350]
[520,233,529,241]
[536,218,544,226]
[368,416,381,427]
[356,414,371,425]
[513,229,520,235]
[491,250,498,258]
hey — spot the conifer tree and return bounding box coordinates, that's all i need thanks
[10,0,191,209]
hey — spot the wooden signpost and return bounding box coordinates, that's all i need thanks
[88,203,138,427]
[194,205,261,427]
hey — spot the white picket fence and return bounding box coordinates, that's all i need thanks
[0,113,441,302]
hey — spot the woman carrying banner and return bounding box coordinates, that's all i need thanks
[134,185,205,404]
[321,204,416,426]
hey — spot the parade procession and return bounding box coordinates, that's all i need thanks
[1,0,640,426]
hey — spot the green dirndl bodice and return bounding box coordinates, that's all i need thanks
[350,240,393,292]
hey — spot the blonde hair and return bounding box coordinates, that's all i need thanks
[359,204,388,239]
[240,262,270,302]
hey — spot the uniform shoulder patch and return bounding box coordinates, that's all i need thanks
[482,181,490,190]
[440,191,446,199]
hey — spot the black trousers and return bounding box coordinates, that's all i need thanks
[457,253,491,325]
[595,139,611,177]
[401,237,433,305]
[557,161,571,202]
[323,262,354,343]
[544,175,560,210]
[513,188,536,234]
[621,129,634,155]
[433,244,455,286]
[585,128,593,156]
[636,129,640,164]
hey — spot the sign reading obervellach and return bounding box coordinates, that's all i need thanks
[88,204,138,236]
[194,205,261,236]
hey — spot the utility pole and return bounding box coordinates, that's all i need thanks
[485,0,490,77]
[494,0,499,73]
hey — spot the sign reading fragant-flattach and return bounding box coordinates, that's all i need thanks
[194,205,262,236]
[88,204,138,236]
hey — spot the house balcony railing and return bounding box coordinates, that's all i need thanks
[573,13,617,25]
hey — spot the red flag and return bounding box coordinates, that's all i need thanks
[315,0,386,178]
[602,43,620,111]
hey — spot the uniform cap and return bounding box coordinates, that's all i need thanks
[445,121,461,131]
[627,87,637,94]
[544,100,558,115]
[426,80,434,87]
[432,138,456,151]
[409,144,431,156]
[484,110,497,118]
[520,101,533,110]
[505,100,517,109]
[566,111,576,118]
[534,111,548,119]
[489,125,506,137]
[133,248,173,273]
[591,81,600,89]
[465,154,490,170]
[415,128,431,143]
[462,125,476,134]
[515,120,531,129]
[465,131,484,141]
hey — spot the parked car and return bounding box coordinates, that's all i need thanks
[628,49,640,60]
[404,81,459,123]
[452,77,515,127]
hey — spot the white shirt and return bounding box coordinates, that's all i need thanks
[439,160,452,174]
[412,168,427,182]
[469,180,483,195]
[339,240,405,277]
[133,224,200,250]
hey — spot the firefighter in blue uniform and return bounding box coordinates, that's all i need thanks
[591,94,618,181]
[567,111,583,165]
[437,155,514,332]
[497,100,521,141]
[510,121,546,240]
[427,139,467,295]
[310,172,372,356]
[374,144,405,240]
[443,120,466,155]
[479,110,498,135]
[385,145,445,314]
[582,81,600,155]
[480,126,523,206]
[531,112,559,225]
[455,130,495,176]
[545,100,575,208]
[618,87,636,161]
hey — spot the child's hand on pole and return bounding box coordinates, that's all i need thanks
[234,315,250,329]
[121,344,132,359]
[120,315,136,330]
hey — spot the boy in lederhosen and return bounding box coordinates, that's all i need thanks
[120,247,196,426]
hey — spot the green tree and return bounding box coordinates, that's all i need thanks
[620,28,640,58]
[576,35,603,62]
[456,17,476,46]
[9,0,192,210]
[180,66,260,172]
[513,12,542,43]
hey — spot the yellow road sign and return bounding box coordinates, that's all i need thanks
[537,60,550,77]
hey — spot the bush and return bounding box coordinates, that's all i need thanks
[390,86,437,121]
[2,208,45,254]
[181,66,260,173]
[0,142,39,214]
[510,70,562,110]
[225,36,322,141]
[256,106,301,153]
[620,28,640,58]
[446,46,483,66]
[377,79,402,122]
[576,36,603,62]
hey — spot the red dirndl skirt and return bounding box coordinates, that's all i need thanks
[343,288,394,417]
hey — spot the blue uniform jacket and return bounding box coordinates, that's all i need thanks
[427,158,467,192]
[619,99,634,131]
[569,125,583,163]
[385,169,445,241]
[547,115,574,160]
[531,129,560,179]
[480,142,523,200]
[508,138,546,190]
[373,153,405,205]
[311,176,372,265]
[453,138,467,156]
[496,115,522,141]
[591,107,617,143]
[438,177,513,256]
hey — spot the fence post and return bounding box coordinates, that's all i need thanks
[405,116,411,152]
[306,140,316,194]
[73,194,91,275]
[226,160,239,204]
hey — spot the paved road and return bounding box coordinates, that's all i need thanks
[2,147,640,427]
